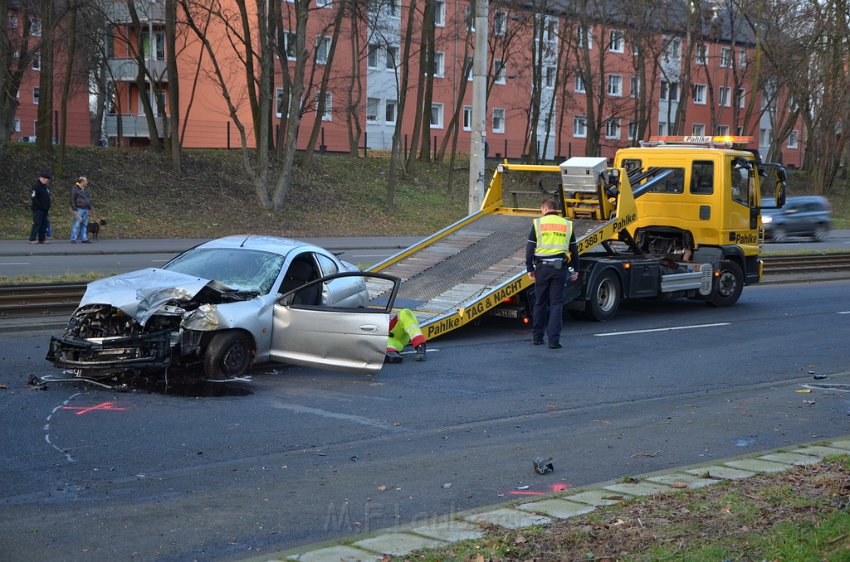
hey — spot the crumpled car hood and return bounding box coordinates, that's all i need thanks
[80,268,237,326]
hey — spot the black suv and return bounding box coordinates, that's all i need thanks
[762,196,832,242]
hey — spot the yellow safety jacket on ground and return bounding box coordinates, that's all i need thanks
[533,214,572,259]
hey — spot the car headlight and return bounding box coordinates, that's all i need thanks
[762,216,773,224]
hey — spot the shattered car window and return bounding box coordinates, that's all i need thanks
[163,249,285,294]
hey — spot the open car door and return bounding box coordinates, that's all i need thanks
[269,272,399,374]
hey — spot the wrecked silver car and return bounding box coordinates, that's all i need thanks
[47,235,399,381]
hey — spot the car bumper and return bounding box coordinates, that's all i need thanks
[46,331,172,371]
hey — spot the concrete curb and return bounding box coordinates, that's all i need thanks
[240,437,850,561]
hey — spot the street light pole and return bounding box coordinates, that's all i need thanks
[468,0,488,214]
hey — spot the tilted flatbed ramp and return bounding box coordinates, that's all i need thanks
[366,161,640,340]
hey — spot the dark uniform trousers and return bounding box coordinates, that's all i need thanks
[532,261,567,345]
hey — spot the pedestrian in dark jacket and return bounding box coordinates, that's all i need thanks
[29,172,52,244]
[69,176,92,243]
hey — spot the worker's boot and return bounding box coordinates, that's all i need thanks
[385,351,403,364]
[415,344,427,362]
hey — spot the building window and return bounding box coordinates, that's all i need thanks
[737,88,746,109]
[316,0,332,7]
[494,59,506,84]
[605,118,621,139]
[32,51,40,71]
[695,44,707,65]
[574,115,587,138]
[720,47,732,67]
[465,5,475,31]
[9,15,18,29]
[609,30,624,53]
[430,103,444,128]
[30,18,41,37]
[315,36,331,64]
[14,118,20,132]
[386,46,398,70]
[692,123,706,136]
[738,50,747,67]
[283,31,297,59]
[385,100,397,124]
[433,52,445,78]
[788,130,799,148]
[366,97,379,122]
[544,66,556,88]
[630,76,639,98]
[433,0,445,26]
[276,88,289,117]
[665,37,681,60]
[628,120,637,140]
[367,44,380,68]
[658,121,668,136]
[693,84,706,104]
[317,92,332,121]
[578,26,592,50]
[736,126,744,135]
[718,86,730,107]
[661,80,679,102]
[33,87,39,105]
[492,107,505,133]
[717,125,729,136]
[493,11,507,37]
[607,74,622,96]
[575,75,586,94]
[463,106,472,131]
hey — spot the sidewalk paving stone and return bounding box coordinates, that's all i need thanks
[826,440,850,450]
[645,472,721,489]
[723,458,793,473]
[602,481,674,497]
[518,498,596,519]
[285,545,383,562]
[685,465,756,480]
[564,489,632,506]
[410,520,485,542]
[464,508,551,529]
[352,532,445,557]
[792,445,850,458]
[759,452,823,466]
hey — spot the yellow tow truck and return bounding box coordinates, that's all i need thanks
[366,136,786,339]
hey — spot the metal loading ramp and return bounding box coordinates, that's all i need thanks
[367,213,605,340]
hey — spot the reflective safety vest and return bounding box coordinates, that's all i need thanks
[533,214,572,259]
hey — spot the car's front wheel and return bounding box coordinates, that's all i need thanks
[813,225,829,241]
[203,331,252,380]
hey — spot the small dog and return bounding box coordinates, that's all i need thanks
[86,218,107,240]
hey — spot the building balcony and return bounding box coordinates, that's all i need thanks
[104,114,165,138]
[108,58,168,83]
[106,1,165,24]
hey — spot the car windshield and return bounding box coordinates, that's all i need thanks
[163,248,285,294]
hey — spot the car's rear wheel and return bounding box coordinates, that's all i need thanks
[813,225,829,241]
[203,331,252,380]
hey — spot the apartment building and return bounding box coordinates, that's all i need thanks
[16,0,801,166]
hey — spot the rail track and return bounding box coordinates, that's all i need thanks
[2,253,850,322]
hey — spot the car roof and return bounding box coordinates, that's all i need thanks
[192,235,318,257]
[785,195,829,204]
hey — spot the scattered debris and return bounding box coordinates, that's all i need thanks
[803,400,816,406]
[533,456,554,475]
[0,384,7,390]
[442,483,452,489]
[814,374,828,380]
[630,450,662,458]
[795,389,812,393]
[27,374,47,390]
[516,485,530,490]
[377,485,387,492]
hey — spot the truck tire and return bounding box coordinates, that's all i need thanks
[710,261,743,307]
[203,331,252,380]
[584,270,621,321]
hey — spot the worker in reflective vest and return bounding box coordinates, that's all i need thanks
[525,198,580,349]
[385,308,427,363]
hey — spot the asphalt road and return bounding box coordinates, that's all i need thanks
[1,279,849,561]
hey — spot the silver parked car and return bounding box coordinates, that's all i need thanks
[47,235,399,381]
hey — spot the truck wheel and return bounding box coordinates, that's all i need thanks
[710,261,743,307]
[203,331,252,380]
[584,270,621,321]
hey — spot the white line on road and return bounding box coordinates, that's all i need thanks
[839,311,850,315]
[150,259,170,263]
[271,403,409,431]
[1,262,30,265]
[594,322,730,337]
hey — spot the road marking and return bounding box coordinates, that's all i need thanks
[839,311,850,315]
[271,403,409,431]
[151,259,169,263]
[1,262,30,265]
[594,322,730,337]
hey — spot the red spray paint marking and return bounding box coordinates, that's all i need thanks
[508,483,571,496]
[62,402,126,415]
